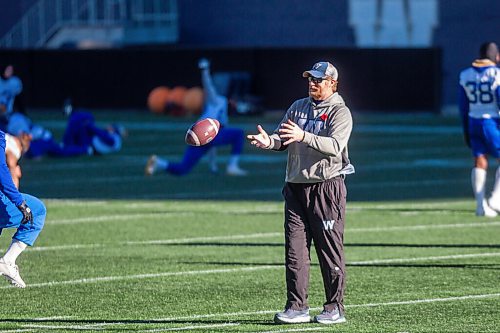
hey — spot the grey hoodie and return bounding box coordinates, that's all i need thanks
[268,92,353,183]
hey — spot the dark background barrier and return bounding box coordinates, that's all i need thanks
[0,47,440,111]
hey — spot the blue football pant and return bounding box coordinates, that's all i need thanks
[469,117,500,158]
[64,111,115,147]
[63,111,95,147]
[27,138,90,158]
[0,193,46,246]
[166,126,244,176]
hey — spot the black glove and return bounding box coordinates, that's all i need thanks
[17,201,33,225]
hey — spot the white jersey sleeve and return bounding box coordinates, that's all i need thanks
[5,134,22,160]
[459,66,500,119]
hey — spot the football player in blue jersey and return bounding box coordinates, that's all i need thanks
[6,104,125,159]
[459,42,500,217]
[145,58,248,177]
[0,129,46,288]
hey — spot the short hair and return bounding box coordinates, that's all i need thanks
[479,42,499,61]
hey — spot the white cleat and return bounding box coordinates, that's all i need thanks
[476,200,498,218]
[0,258,26,288]
[226,165,248,176]
[145,155,158,176]
[487,196,500,213]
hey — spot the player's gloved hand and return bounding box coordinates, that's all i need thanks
[198,58,210,70]
[17,201,33,225]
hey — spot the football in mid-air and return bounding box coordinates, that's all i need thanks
[185,118,220,146]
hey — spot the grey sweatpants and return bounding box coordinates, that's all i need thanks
[282,177,346,312]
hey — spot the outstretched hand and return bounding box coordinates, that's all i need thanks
[198,58,210,70]
[247,125,271,149]
[279,119,305,145]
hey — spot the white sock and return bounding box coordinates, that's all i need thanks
[471,167,487,207]
[2,240,27,265]
[490,166,500,200]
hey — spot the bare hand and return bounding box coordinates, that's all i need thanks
[279,119,305,145]
[247,125,271,149]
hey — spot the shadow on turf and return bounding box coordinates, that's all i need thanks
[349,263,500,270]
[346,243,500,249]
[349,207,473,213]
[164,242,283,247]
[182,261,500,270]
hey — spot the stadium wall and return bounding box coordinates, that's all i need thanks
[0,48,440,111]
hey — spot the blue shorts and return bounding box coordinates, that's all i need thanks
[469,117,500,158]
[0,193,46,246]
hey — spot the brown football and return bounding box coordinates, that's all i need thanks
[185,118,220,146]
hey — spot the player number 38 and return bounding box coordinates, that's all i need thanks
[465,81,494,104]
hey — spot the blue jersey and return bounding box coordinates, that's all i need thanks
[200,68,229,126]
[0,76,23,116]
[0,130,24,205]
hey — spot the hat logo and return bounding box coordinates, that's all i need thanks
[313,63,322,70]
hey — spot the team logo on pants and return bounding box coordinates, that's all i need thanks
[322,220,335,230]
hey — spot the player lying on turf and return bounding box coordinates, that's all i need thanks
[5,101,126,159]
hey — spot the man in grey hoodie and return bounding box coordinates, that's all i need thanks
[247,61,354,325]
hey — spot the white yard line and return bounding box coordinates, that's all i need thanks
[20,322,238,332]
[31,316,74,321]
[5,252,500,290]
[349,293,500,308]
[29,244,102,251]
[350,252,500,265]
[0,266,278,289]
[6,293,500,331]
[136,292,500,323]
[138,323,239,332]
[347,221,500,232]
[30,221,500,252]
[258,328,326,333]
[23,324,101,330]
[126,221,500,245]
[125,232,282,245]
[45,212,195,225]
[61,292,500,331]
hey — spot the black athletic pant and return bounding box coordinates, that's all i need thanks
[282,176,346,312]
